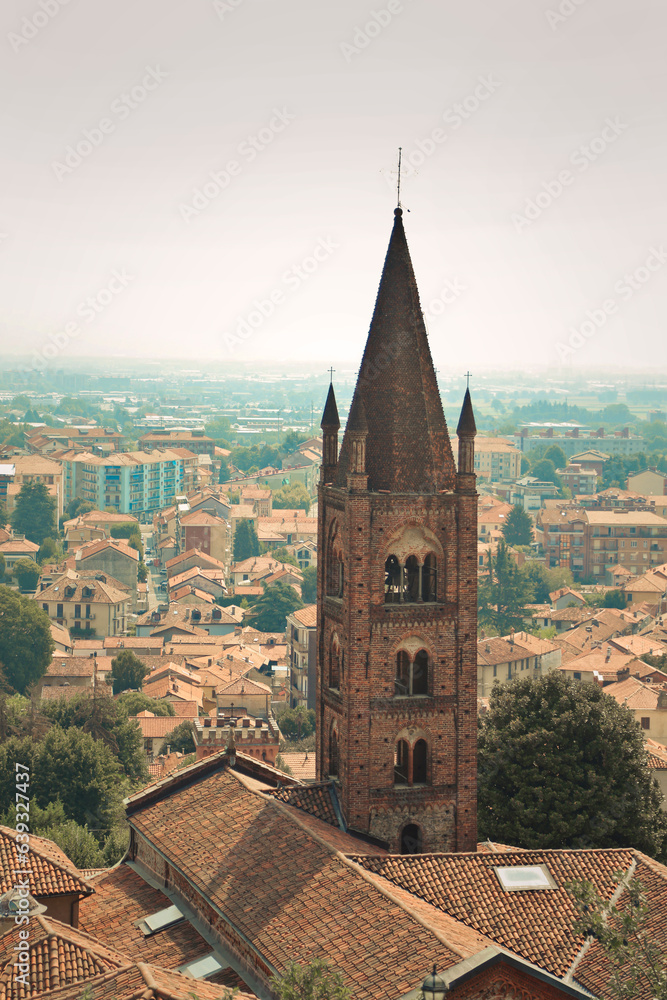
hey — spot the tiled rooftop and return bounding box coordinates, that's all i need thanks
[23,962,257,1000]
[266,782,341,827]
[0,827,93,899]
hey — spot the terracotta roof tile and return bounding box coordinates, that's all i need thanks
[27,962,257,1000]
[0,827,92,899]
[266,782,340,827]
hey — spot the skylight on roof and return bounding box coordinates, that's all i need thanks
[139,903,184,935]
[495,865,556,891]
[180,953,227,979]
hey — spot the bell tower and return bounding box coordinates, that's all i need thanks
[316,208,478,853]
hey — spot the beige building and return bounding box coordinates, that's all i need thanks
[7,454,63,517]
[287,604,317,710]
[454,436,522,482]
[477,631,561,697]
[628,469,667,495]
[37,576,129,637]
[604,676,667,744]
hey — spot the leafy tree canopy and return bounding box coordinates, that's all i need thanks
[10,480,57,545]
[301,565,317,604]
[110,649,149,695]
[116,691,175,717]
[218,459,231,483]
[0,585,54,693]
[64,497,96,521]
[233,519,261,562]
[530,458,563,491]
[543,444,567,470]
[478,673,667,860]
[246,581,303,633]
[478,541,534,635]
[38,536,62,565]
[160,720,195,755]
[279,706,316,740]
[502,505,534,547]
[521,562,573,604]
[272,483,311,513]
[13,557,40,592]
[271,960,351,1000]
[269,547,300,567]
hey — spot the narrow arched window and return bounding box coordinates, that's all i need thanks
[394,740,409,784]
[400,824,422,855]
[329,725,339,777]
[329,635,341,689]
[395,650,410,696]
[413,740,428,784]
[385,555,402,603]
[405,555,420,602]
[412,650,429,695]
[423,553,437,602]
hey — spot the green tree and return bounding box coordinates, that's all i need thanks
[0,499,7,527]
[160,720,195,755]
[26,727,125,834]
[116,691,175,717]
[127,530,143,560]
[301,565,317,604]
[530,458,562,491]
[64,497,95,521]
[478,673,667,859]
[233,519,260,561]
[478,541,534,634]
[281,431,308,454]
[218,459,231,484]
[603,589,627,609]
[110,650,148,695]
[0,553,5,581]
[10,481,56,545]
[246,582,303,632]
[520,455,531,475]
[502,505,534,547]
[273,483,311,513]
[543,444,567,470]
[137,562,148,583]
[269,547,300,567]
[279,706,316,740]
[271,960,350,1000]
[0,585,53,694]
[38,536,62,565]
[13,557,40,592]
[109,523,139,539]
[567,874,667,999]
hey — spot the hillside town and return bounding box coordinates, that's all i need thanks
[1,208,667,1000]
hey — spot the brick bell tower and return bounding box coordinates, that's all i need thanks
[316,207,478,854]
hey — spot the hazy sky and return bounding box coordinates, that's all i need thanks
[1,0,666,375]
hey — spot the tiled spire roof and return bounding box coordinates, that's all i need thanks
[456,387,477,437]
[320,382,340,430]
[335,208,456,492]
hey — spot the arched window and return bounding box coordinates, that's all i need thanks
[384,555,402,603]
[400,824,422,855]
[326,522,344,598]
[329,725,339,777]
[329,635,341,689]
[413,740,428,784]
[394,648,429,697]
[405,555,420,602]
[395,650,410,696]
[394,740,409,784]
[423,553,438,602]
[412,650,429,695]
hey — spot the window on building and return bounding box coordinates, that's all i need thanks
[42,603,49,613]
[413,740,428,783]
[395,648,429,696]
[329,634,341,689]
[384,554,402,603]
[394,740,409,784]
[329,725,339,777]
[56,603,63,618]
[641,717,650,730]
[423,553,437,601]
[74,604,81,619]
[400,824,423,855]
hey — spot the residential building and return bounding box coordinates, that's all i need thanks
[26,426,123,455]
[453,435,521,481]
[0,826,93,925]
[74,538,140,610]
[628,468,667,495]
[165,548,227,579]
[138,430,216,456]
[36,576,129,636]
[557,464,598,495]
[62,449,194,520]
[7,454,64,516]
[192,713,279,764]
[513,426,645,458]
[131,710,198,761]
[0,534,39,568]
[477,632,561,697]
[0,463,14,506]
[569,449,610,477]
[36,655,113,697]
[135,602,237,637]
[286,604,317,709]
[177,509,230,568]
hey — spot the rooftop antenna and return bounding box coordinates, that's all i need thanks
[397,147,402,208]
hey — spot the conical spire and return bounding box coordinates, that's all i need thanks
[346,392,368,434]
[456,388,476,437]
[335,208,456,492]
[321,382,340,430]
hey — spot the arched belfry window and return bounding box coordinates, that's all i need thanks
[423,553,438,602]
[329,724,339,777]
[329,634,341,689]
[326,521,344,598]
[384,542,440,605]
[394,647,430,697]
[384,555,402,603]
[393,736,430,787]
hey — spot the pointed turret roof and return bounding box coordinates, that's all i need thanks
[321,382,340,430]
[457,388,477,437]
[346,391,368,434]
[335,209,456,492]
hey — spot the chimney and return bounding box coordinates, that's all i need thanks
[605,647,611,662]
